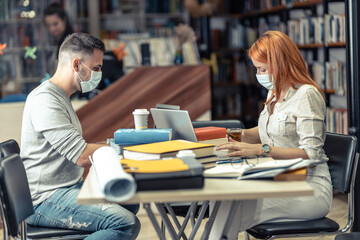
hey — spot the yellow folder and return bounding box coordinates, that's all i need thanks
[121,158,189,173]
[124,140,214,153]
[123,140,215,160]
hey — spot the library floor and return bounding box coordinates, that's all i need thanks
[0,192,348,239]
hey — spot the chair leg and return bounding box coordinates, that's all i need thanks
[161,220,165,235]
[20,221,27,240]
[244,231,251,240]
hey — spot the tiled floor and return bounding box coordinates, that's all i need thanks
[0,192,348,239]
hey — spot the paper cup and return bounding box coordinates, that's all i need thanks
[132,109,149,130]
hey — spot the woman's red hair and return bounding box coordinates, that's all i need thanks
[248,31,323,104]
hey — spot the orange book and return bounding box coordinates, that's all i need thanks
[194,126,227,141]
[274,168,307,181]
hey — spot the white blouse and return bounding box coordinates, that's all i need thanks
[258,84,332,185]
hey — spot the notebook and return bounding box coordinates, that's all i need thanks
[150,108,198,142]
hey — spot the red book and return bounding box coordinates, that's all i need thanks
[194,127,227,141]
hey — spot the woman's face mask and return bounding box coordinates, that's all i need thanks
[256,74,274,90]
[77,61,102,93]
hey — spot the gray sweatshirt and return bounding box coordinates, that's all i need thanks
[20,81,87,206]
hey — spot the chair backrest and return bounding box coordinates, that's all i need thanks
[324,132,358,193]
[0,139,20,158]
[0,154,34,237]
[192,119,245,129]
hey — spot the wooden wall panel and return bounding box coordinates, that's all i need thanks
[76,65,211,142]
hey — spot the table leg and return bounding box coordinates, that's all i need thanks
[188,201,209,240]
[221,201,240,239]
[143,203,166,240]
[208,200,242,240]
[164,203,189,240]
[144,201,231,240]
[200,201,221,240]
[155,203,179,240]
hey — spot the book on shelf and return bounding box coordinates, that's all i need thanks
[121,37,201,70]
[121,156,204,191]
[325,61,346,95]
[114,128,172,145]
[326,108,348,134]
[288,17,324,45]
[123,140,215,160]
[324,14,346,44]
[310,61,346,95]
[194,126,227,141]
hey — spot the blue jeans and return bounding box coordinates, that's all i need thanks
[27,182,140,240]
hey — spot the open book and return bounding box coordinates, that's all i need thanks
[204,157,324,179]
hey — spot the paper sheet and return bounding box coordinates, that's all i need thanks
[91,147,136,202]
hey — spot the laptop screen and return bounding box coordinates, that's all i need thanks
[150,108,198,142]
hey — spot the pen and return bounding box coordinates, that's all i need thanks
[216,158,245,165]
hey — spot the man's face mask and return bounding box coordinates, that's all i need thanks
[77,60,102,93]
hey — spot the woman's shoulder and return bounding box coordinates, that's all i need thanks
[296,84,322,96]
[297,84,317,91]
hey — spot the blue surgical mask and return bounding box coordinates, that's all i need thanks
[256,74,274,90]
[77,61,102,93]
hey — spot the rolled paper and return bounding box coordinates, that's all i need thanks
[91,146,136,202]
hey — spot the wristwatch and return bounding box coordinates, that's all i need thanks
[261,144,271,157]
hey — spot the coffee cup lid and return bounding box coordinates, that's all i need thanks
[133,109,149,114]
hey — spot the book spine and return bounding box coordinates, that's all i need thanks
[114,129,171,144]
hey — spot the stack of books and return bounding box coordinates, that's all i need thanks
[194,126,228,168]
[121,157,204,191]
[121,140,211,191]
[122,140,215,160]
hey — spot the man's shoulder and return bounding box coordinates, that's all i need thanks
[29,81,63,101]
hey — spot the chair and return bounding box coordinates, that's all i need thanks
[0,139,20,158]
[335,232,360,240]
[246,132,359,239]
[0,140,92,240]
[192,119,245,129]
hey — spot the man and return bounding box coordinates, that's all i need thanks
[20,33,140,239]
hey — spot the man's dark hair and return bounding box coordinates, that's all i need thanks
[59,32,106,57]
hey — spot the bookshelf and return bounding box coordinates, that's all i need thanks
[195,0,347,132]
[0,0,193,100]
[0,0,89,99]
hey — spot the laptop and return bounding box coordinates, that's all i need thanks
[150,108,198,142]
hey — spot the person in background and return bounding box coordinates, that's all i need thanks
[44,2,73,58]
[20,33,140,240]
[211,30,332,239]
[44,3,92,99]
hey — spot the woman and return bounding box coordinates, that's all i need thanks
[211,31,332,239]
[44,3,73,58]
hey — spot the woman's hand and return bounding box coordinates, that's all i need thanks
[216,141,262,157]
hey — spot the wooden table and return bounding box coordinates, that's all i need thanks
[78,168,313,240]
